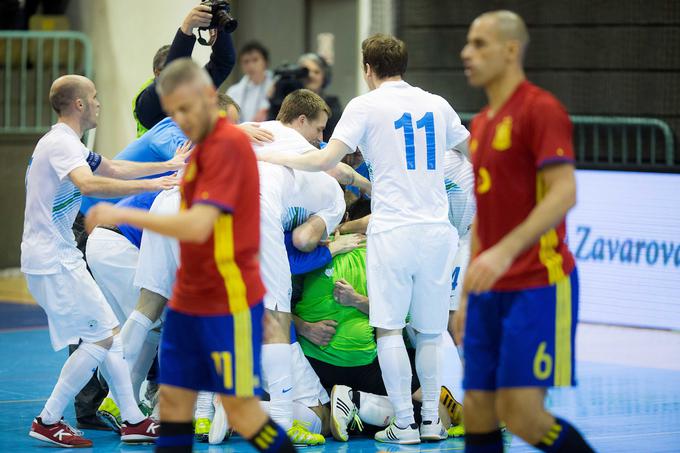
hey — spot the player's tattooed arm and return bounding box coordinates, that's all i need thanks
[337,214,370,235]
[258,138,351,171]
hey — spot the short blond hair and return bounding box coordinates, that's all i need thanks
[276,89,331,124]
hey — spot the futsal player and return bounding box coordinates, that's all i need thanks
[455,10,596,453]
[86,58,295,453]
[259,34,470,444]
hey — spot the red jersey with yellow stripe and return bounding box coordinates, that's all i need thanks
[470,80,575,290]
[170,116,265,315]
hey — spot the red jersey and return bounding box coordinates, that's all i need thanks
[470,80,575,290]
[170,117,265,315]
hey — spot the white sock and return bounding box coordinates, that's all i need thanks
[357,391,393,427]
[195,392,215,420]
[131,329,160,403]
[121,310,153,370]
[415,332,442,423]
[260,401,321,434]
[261,343,293,430]
[440,332,464,403]
[40,342,108,425]
[99,335,145,424]
[376,335,414,428]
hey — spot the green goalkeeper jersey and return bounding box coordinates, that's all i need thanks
[294,247,376,367]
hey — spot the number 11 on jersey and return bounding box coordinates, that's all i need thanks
[394,112,436,170]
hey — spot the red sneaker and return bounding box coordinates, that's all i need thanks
[120,417,160,443]
[29,417,93,448]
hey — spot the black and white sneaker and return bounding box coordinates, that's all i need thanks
[420,418,447,441]
[330,385,363,441]
[375,419,420,444]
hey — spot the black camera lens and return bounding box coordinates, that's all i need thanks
[215,10,237,33]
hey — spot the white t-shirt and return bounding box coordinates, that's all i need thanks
[226,71,274,123]
[444,150,476,238]
[331,80,469,235]
[252,121,345,235]
[249,120,317,156]
[21,123,91,274]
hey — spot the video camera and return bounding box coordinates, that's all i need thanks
[267,63,309,120]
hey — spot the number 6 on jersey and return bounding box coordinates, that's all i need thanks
[394,111,436,170]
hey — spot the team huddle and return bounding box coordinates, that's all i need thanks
[21,9,596,453]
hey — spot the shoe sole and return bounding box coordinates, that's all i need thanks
[96,410,121,434]
[375,437,421,445]
[195,433,209,443]
[421,434,448,441]
[29,430,92,448]
[120,434,157,443]
[329,386,349,442]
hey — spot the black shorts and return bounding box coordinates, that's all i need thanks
[306,348,420,396]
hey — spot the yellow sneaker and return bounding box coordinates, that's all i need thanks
[287,420,325,446]
[97,396,122,433]
[440,386,463,426]
[447,424,465,438]
[195,417,211,443]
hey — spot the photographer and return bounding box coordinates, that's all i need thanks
[298,53,343,142]
[133,2,236,133]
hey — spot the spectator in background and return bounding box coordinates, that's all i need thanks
[133,3,236,134]
[298,53,343,142]
[227,41,274,122]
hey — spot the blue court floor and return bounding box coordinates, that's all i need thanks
[1,320,679,451]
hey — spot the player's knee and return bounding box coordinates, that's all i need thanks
[415,331,440,347]
[495,394,535,437]
[137,288,167,321]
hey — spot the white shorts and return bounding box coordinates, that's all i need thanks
[86,228,139,324]
[259,164,293,313]
[260,206,292,313]
[134,189,180,300]
[449,233,471,311]
[26,261,118,351]
[291,342,330,407]
[367,223,458,334]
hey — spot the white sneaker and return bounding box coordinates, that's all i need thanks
[375,420,420,444]
[420,419,447,441]
[330,385,363,442]
[208,396,231,444]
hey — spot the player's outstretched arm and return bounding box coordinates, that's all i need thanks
[95,141,191,179]
[464,163,576,294]
[85,202,220,243]
[258,138,351,171]
[69,166,178,198]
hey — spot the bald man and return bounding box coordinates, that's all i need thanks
[22,74,189,447]
[455,11,595,453]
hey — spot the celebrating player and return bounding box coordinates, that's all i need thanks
[455,10,595,453]
[259,34,469,444]
[86,58,295,453]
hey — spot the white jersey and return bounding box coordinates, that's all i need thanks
[21,123,93,274]
[444,150,476,238]
[251,120,345,235]
[283,170,345,235]
[331,80,469,235]
[249,120,317,156]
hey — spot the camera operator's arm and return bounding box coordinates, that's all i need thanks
[135,4,236,130]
